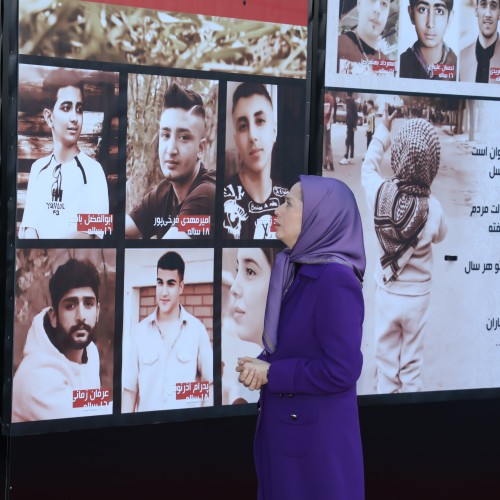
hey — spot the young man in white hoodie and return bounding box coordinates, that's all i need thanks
[12,258,110,422]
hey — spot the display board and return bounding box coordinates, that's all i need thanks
[323,0,500,397]
[2,0,311,435]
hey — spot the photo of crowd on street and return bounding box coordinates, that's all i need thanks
[323,90,500,393]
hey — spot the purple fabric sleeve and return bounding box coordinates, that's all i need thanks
[268,265,363,395]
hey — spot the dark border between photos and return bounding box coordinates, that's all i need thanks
[3,1,312,436]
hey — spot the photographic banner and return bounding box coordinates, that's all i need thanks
[324,0,500,396]
[4,0,310,435]
[327,0,500,96]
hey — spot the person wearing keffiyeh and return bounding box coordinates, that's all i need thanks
[361,111,447,394]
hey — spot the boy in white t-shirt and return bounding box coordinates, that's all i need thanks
[19,68,109,239]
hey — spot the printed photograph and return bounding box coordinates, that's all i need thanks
[223,81,306,240]
[323,90,500,394]
[337,0,399,76]
[17,64,119,240]
[122,248,214,412]
[221,247,279,404]
[19,1,307,78]
[12,248,116,422]
[126,75,217,240]
[398,0,459,80]
[459,0,500,83]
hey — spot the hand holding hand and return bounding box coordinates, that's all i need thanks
[236,357,270,391]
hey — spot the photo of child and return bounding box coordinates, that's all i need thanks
[361,109,447,392]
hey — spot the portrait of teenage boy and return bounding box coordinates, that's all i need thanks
[18,68,110,239]
[122,251,213,412]
[460,0,500,83]
[400,0,457,79]
[126,81,215,239]
[223,82,288,240]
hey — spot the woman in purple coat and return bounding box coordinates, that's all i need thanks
[237,175,366,499]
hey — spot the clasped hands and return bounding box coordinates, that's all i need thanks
[236,357,270,391]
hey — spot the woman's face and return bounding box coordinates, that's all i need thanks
[230,248,272,346]
[275,182,303,249]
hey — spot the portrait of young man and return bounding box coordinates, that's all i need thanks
[460,0,500,83]
[12,258,110,422]
[126,81,215,239]
[19,68,109,239]
[337,0,393,75]
[223,82,288,240]
[399,0,457,80]
[122,251,213,412]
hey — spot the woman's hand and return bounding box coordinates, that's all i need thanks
[236,357,270,391]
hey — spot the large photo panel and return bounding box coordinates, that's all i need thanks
[322,90,500,394]
[122,248,214,412]
[5,0,311,434]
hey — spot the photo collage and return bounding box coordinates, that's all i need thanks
[9,0,308,431]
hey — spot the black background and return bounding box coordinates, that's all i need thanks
[2,398,500,499]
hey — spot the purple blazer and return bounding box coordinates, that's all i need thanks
[255,263,364,500]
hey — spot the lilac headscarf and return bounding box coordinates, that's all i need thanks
[262,175,366,354]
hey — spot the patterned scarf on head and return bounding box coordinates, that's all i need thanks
[374,119,440,283]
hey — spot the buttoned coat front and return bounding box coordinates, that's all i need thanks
[254,263,364,500]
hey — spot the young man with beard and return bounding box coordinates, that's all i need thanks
[460,0,500,83]
[12,259,107,421]
[122,252,213,412]
[223,83,288,240]
[126,82,215,239]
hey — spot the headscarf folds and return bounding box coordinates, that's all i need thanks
[262,175,366,354]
